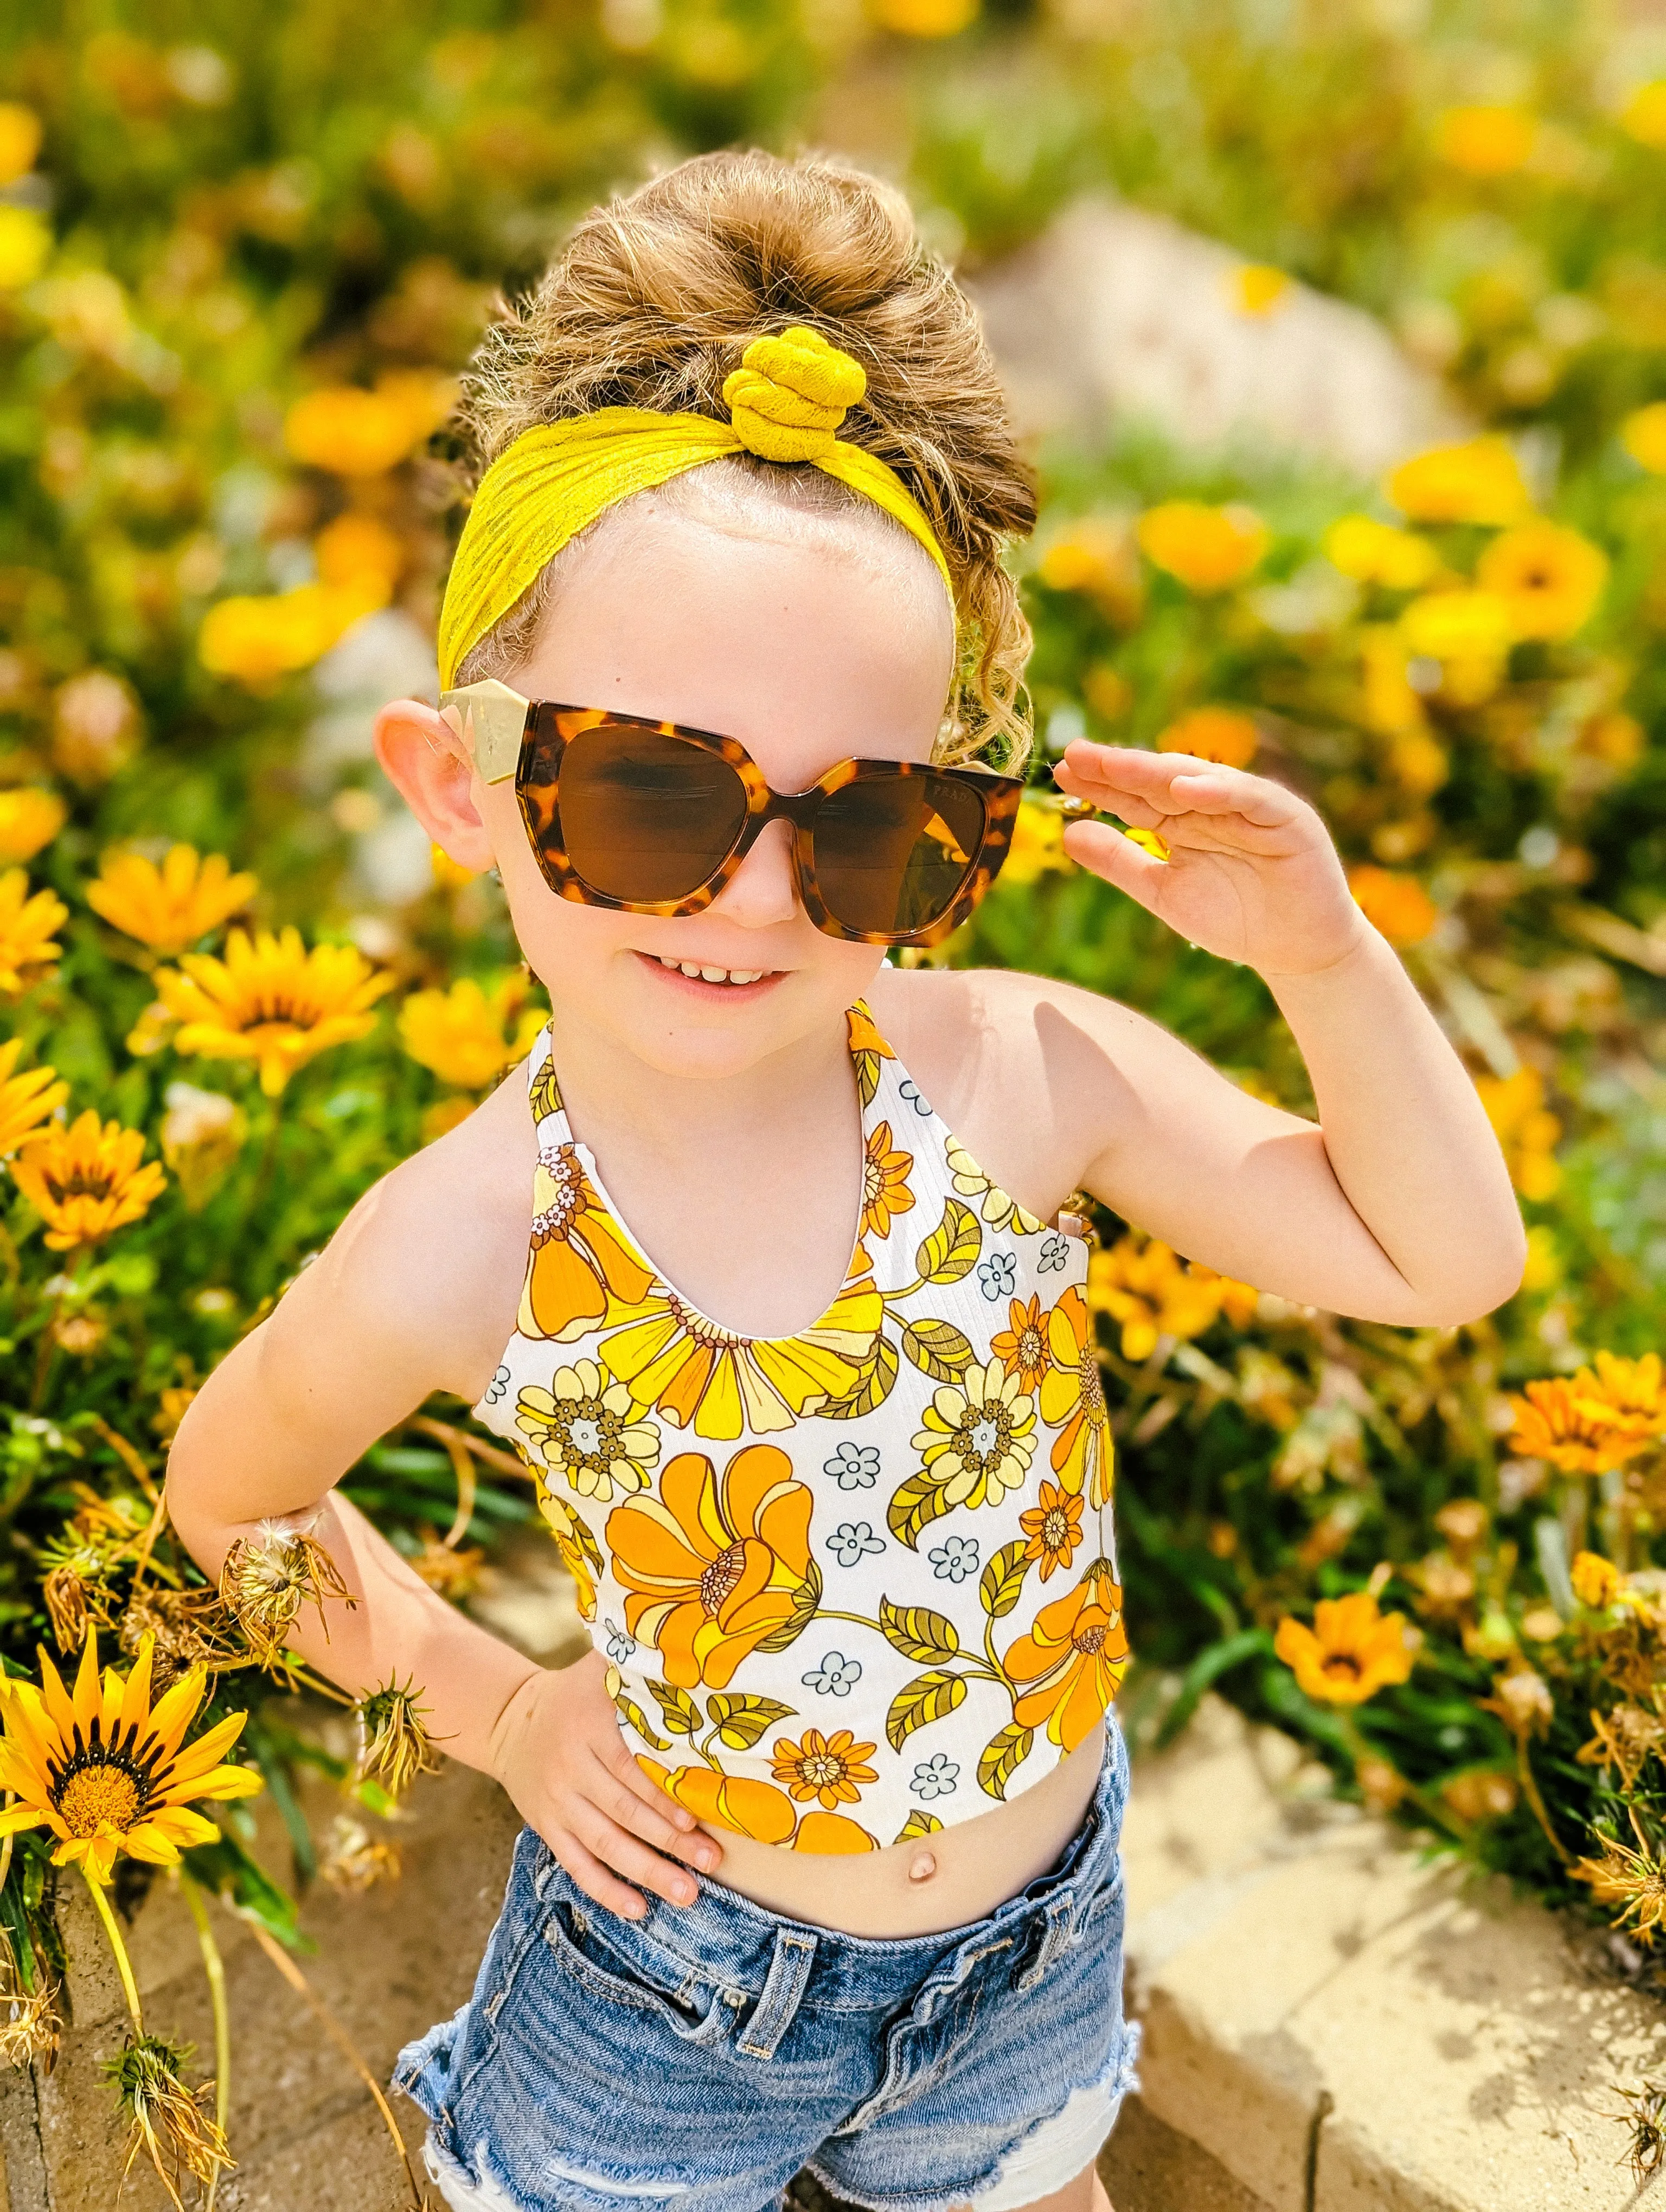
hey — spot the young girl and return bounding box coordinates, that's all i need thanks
[166,150,1525,2212]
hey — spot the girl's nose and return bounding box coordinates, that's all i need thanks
[709,819,799,928]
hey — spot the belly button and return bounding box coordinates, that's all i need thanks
[908,1850,937,1885]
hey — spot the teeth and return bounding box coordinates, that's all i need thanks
[653,956,767,986]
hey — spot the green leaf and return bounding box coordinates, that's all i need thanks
[819,1334,899,1422]
[755,1556,821,1655]
[705,1693,797,1751]
[885,1669,967,1752]
[979,1539,1031,1621]
[915,1197,981,1285]
[886,1469,953,1550]
[894,1809,943,1842]
[879,1596,961,1663]
[977,1721,1035,1800]
[901,1318,976,1384]
[646,1680,702,1737]
[181,1831,313,1954]
[1154,1628,1274,1751]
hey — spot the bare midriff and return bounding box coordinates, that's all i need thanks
[694,1719,1106,1939]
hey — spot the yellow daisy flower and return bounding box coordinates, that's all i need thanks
[0,1038,67,1156]
[0,788,66,865]
[399,974,546,1091]
[1476,520,1608,641]
[912,1355,1037,1511]
[0,869,67,996]
[515,1359,661,1502]
[1508,1377,1646,1474]
[0,1630,264,1886]
[1385,436,1532,526]
[1273,1593,1415,1707]
[1475,1066,1561,1201]
[86,844,257,956]
[1086,1233,1222,1360]
[12,1111,166,1250]
[153,926,393,1095]
[1137,501,1268,593]
[945,1136,1043,1234]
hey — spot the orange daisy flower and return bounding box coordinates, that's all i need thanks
[991,1295,1052,1394]
[1002,1559,1129,1752]
[606,1445,815,1689]
[1273,1593,1415,1707]
[1037,1286,1116,1507]
[770,1728,879,1809]
[861,1121,914,1241]
[1018,1481,1085,1581]
[1507,1377,1648,1475]
[638,1759,798,1844]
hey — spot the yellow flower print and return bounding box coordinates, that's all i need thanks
[518,1144,657,1343]
[944,1136,1043,1235]
[1019,1481,1085,1583]
[1002,1560,1129,1752]
[991,1294,1052,1394]
[1038,1287,1115,1509]
[861,1121,914,1241]
[601,1272,884,1441]
[771,1728,878,1809]
[606,1444,816,1690]
[912,1356,1036,1511]
[846,1000,894,1109]
[515,1359,660,1502]
[533,1482,603,1620]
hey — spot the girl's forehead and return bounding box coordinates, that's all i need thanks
[514,501,954,780]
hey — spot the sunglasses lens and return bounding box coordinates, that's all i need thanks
[558,725,749,903]
[812,773,988,937]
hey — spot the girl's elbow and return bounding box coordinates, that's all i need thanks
[1426,1219,1530,1327]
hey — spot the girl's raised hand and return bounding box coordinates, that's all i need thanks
[1052,740,1369,978]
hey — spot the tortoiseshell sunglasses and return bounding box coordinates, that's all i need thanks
[438,679,1024,948]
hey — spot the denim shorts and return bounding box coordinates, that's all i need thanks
[392,1720,1137,2212]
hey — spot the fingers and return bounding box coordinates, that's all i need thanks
[1061,820,1174,901]
[589,1746,722,1873]
[1056,741,1294,827]
[546,1829,651,1921]
[571,1808,706,1911]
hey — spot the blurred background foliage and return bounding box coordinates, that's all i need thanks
[0,0,1664,2024]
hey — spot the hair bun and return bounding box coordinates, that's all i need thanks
[721,326,867,463]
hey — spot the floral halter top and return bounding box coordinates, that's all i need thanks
[477,1005,1127,1854]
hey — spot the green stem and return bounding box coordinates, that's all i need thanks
[277,1658,356,1707]
[1515,1733,1574,1867]
[82,1868,143,2034]
[241,1101,284,1222]
[178,1872,231,2211]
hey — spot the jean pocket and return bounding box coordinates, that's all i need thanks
[542,1896,736,2048]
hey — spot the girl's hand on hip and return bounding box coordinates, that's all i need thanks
[487,1647,722,1919]
[1052,740,1369,979]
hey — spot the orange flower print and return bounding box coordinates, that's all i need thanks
[518,1144,656,1342]
[1003,1559,1129,1752]
[638,1759,799,1844]
[606,1445,816,1689]
[793,1811,877,1852]
[602,1272,883,1441]
[533,1483,604,1621]
[771,1728,879,1809]
[1038,1287,1115,1508]
[1019,1481,1084,1582]
[847,1000,895,1108]
[861,1121,914,1241]
[991,1295,1052,1394]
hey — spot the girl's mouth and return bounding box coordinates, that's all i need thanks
[634,951,785,999]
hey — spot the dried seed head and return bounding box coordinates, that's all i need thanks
[1575,1835,1666,1945]
[0,1943,60,2071]
[41,1566,90,1656]
[219,1521,357,1667]
[1617,2079,1666,2182]
[101,2033,232,2210]
[356,1676,443,1799]
[118,1585,245,1689]
[1487,1667,1555,1738]
[318,1814,402,1893]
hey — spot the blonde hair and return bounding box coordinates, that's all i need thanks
[451,149,1036,770]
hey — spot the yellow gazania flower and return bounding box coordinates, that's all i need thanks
[313,510,405,598]
[1155,706,1259,769]
[913,1355,1037,1512]
[1347,864,1440,947]
[1622,80,1666,149]
[991,1294,1052,1395]
[87,844,258,956]
[1323,516,1440,592]
[1570,1550,1620,1611]
[1036,518,1144,626]
[1435,105,1536,176]
[0,1630,263,1886]
[869,0,978,38]
[515,1359,661,1502]
[945,1136,1043,1234]
[1228,263,1290,317]
[1019,1480,1085,1583]
[1475,1066,1560,1201]
[0,1038,67,1155]
[603,1268,883,1441]
[197,581,386,686]
[284,371,455,477]
[606,1444,814,1689]
[0,788,66,865]
[1622,402,1666,475]
[1003,1559,1129,1751]
[1574,1351,1666,1439]
[1385,436,1532,527]
[1037,1287,1114,1507]
[1505,1378,1644,1474]
[1475,522,1607,642]
[999,799,1073,889]
[12,1112,166,1250]
[1273,1592,1415,1707]
[399,974,545,1091]
[1087,1233,1222,1361]
[861,1121,914,1242]
[1136,501,1268,594]
[0,869,67,996]
[153,926,393,1095]
[0,103,42,185]
[1399,587,1515,667]
[0,207,50,292]
[770,1728,878,1810]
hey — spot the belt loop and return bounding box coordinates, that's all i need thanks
[736,1930,817,2061]
[1016,1893,1075,1993]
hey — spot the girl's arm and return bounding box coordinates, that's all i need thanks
[164,1121,719,1919]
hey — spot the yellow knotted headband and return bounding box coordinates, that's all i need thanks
[436,326,956,692]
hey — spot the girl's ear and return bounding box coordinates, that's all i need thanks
[373,699,497,874]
